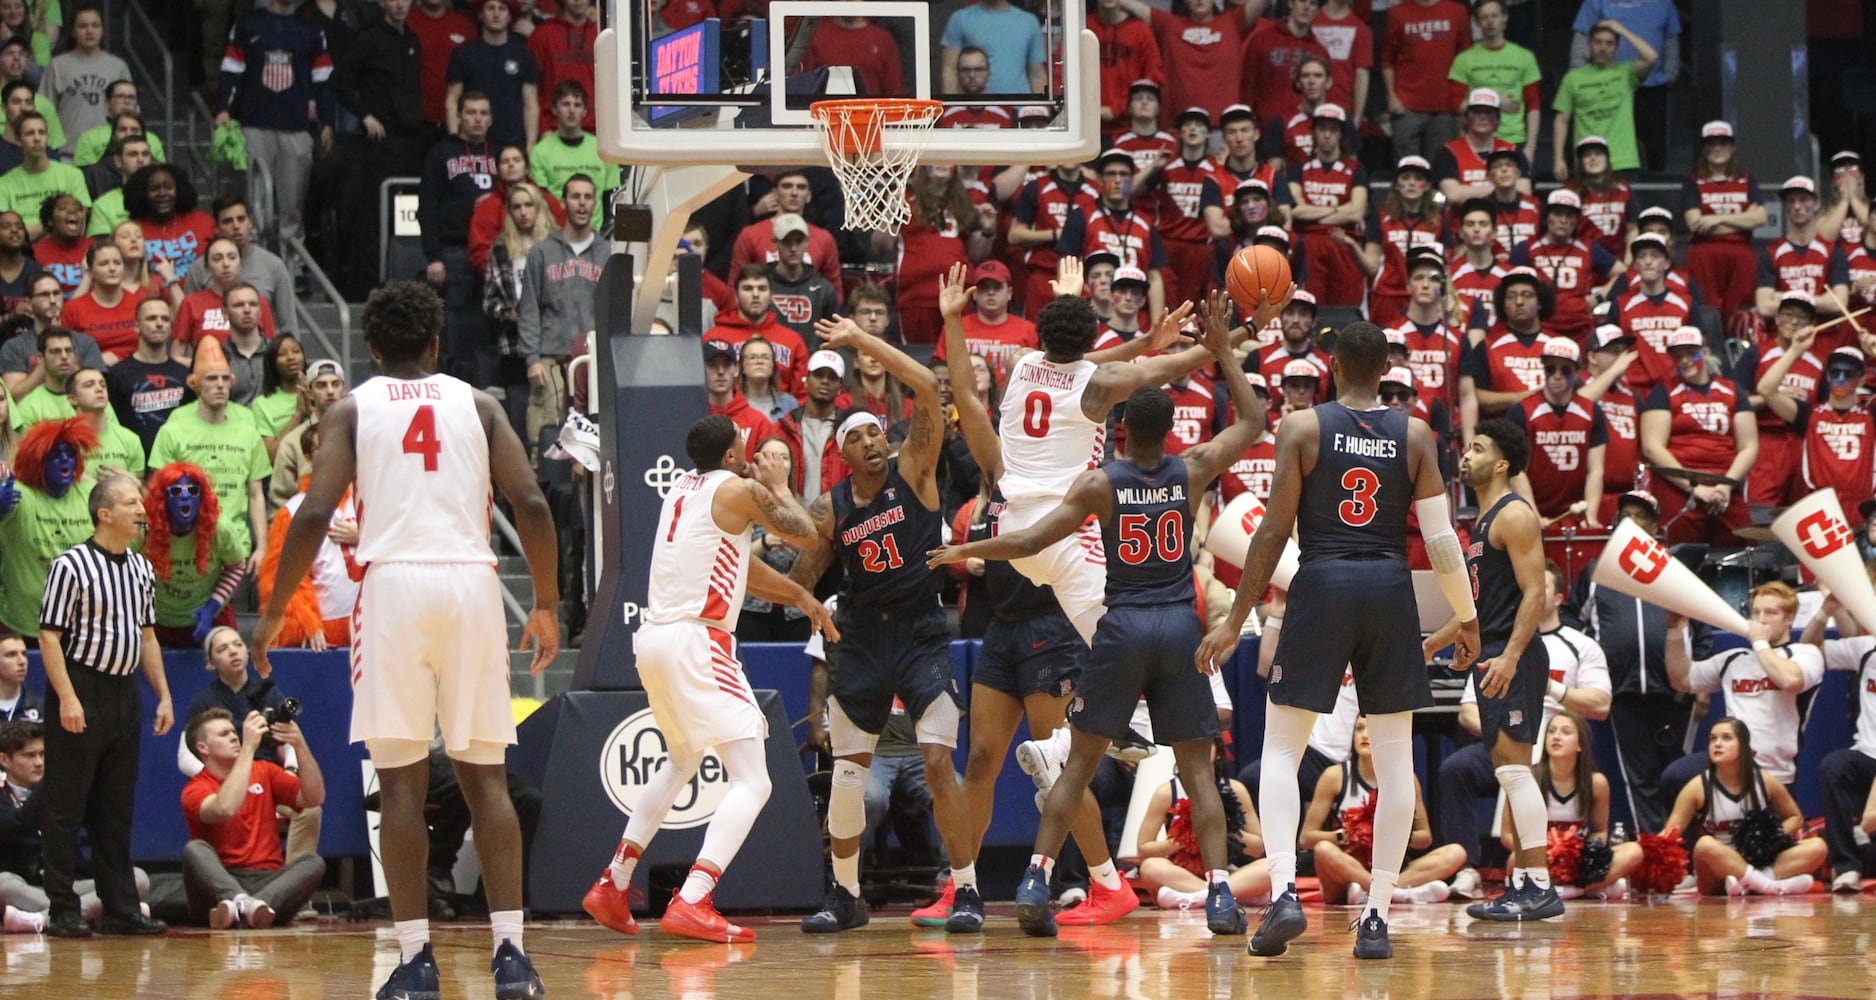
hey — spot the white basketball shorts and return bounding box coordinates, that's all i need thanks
[1001,496,1109,641]
[350,562,515,758]
[633,621,769,758]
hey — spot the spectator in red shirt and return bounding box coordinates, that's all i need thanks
[527,0,596,130]
[1681,121,1768,319]
[1434,88,1527,206]
[728,169,842,287]
[706,265,807,400]
[1758,334,1876,523]
[1461,266,1552,440]
[797,11,905,96]
[1312,0,1373,123]
[1287,104,1369,308]
[1115,0,1257,128]
[1261,54,1336,171]
[1383,0,1470,160]
[178,707,326,929]
[1090,0,1163,130]
[932,260,1038,384]
[897,165,985,346]
[704,337,776,461]
[1240,0,1330,124]
[1639,325,1758,546]
[407,0,476,126]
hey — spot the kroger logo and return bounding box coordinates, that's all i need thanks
[598,708,729,829]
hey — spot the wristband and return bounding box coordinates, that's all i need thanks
[1547,679,1567,702]
[1751,639,1772,652]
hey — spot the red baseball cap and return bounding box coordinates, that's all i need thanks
[971,260,1011,286]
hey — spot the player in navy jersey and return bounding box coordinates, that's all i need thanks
[1432,419,1563,921]
[1196,321,1481,961]
[931,293,1267,939]
[790,320,965,935]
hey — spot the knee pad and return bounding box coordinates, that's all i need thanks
[828,759,869,840]
[827,697,881,760]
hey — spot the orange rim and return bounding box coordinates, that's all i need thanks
[810,98,944,156]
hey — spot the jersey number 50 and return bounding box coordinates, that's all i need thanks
[1117,511,1185,564]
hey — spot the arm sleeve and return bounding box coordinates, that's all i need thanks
[1415,493,1476,621]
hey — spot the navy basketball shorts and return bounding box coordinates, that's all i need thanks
[1474,639,1551,747]
[1269,558,1432,716]
[828,605,960,736]
[973,611,1084,701]
[1070,604,1220,746]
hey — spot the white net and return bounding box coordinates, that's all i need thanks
[810,100,944,236]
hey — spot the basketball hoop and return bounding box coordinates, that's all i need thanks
[809,98,945,235]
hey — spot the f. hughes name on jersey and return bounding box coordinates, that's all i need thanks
[1333,432,1399,459]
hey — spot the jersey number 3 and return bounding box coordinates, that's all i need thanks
[1338,468,1380,526]
[403,405,442,471]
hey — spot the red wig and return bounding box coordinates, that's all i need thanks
[143,462,221,581]
[12,418,100,492]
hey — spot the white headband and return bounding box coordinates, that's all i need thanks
[836,411,884,451]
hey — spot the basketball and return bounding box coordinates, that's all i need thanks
[1226,245,1294,312]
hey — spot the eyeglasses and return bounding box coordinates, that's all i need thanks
[166,483,200,498]
[1379,389,1414,403]
[1542,363,1576,376]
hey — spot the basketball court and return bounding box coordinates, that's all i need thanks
[14,896,1876,998]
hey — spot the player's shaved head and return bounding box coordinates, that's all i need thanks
[686,415,739,471]
[1037,294,1099,358]
[1331,321,1390,386]
[1473,418,1530,478]
[1122,385,1174,447]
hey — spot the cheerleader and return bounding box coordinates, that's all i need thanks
[1135,742,1272,910]
[1663,718,1826,896]
[1303,717,1468,905]
[1504,711,1641,900]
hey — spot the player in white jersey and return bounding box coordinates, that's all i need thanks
[583,414,832,944]
[256,283,560,1000]
[996,257,1288,645]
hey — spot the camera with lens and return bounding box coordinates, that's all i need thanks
[247,679,303,728]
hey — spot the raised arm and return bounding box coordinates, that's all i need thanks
[937,262,1004,481]
[817,315,944,494]
[928,467,1110,567]
[788,492,838,590]
[1753,324,1815,425]
[1194,409,1311,670]
[1180,292,1268,491]
[724,447,819,550]
[1085,291,1287,419]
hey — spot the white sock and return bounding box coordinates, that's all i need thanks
[678,865,718,904]
[490,910,523,954]
[952,862,978,891]
[1089,859,1122,891]
[608,842,639,890]
[833,851,861,897]
[1366,870,1399,922]
[1524,868,1553,890]
[1742,867,1778,894]
[1258,700,1317,895]
[1206,869,1229,888]
[394,919,429,962]
[1158,886,1206,909]
[1030,854,1057,881]
[1366,712,1417,922]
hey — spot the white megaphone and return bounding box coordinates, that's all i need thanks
[1591,518,1751,636]
[1203,491,1300,590]
[1772,488,1876,630]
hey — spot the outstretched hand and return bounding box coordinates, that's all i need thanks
[813,315,868,352]
[1198,291,1239,357]
[1194,622,1241,675]
[1150,300,1197,347]
[1050,256,1084,299]
[939,262,975,321]
[799,594,840,643]
[1245,284,1290,335]
[927,544,969,568]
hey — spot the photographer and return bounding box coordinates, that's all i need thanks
[177,707,326,929]
[176,628,321,860]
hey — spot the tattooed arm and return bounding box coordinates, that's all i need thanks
[789,492,838,590]
[816,314,945,511]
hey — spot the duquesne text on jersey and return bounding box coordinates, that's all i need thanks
[839,505,906,547]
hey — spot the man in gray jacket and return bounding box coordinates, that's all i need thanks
[518,173,605,459]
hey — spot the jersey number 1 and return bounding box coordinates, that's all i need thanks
[403,405,441,471]
[1338,468,1379,527]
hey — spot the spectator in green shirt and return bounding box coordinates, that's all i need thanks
[0,416,96,635]
[0,111,85,234]
[147,337,270,573]
[528,81,617,200]
[1552,20,1657,179]
[73,81,166,167]
[1446,0,1541,166]
[70,366,144,479]
[11,325,77,427]
[0,51,66,154]
[84,133,150,238]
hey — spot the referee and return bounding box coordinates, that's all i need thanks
[39,470,173,937]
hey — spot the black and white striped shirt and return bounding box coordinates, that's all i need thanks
[39,540,155,677]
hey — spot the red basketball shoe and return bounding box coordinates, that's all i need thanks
[583,870,640,936]
[1055,880,1140,925]
[661,893,756,943]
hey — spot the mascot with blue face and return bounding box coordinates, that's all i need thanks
[0,418,100,635]
[143,462,247,648]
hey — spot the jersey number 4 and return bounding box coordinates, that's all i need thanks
[1117,511,1185,564]
[402,405,441,471]
[1338,468,1380,526]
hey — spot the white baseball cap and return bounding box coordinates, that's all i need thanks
[1382,366,1415,388]
[1701,120,1735,140]
[1466,88,1502,111]
[1541,338,1582,364]
[1593,325,1633,349]
[1664,326,1705,350]
[1546,188,1584,211]
[1281,359,1320,382]
[809,349,845,378]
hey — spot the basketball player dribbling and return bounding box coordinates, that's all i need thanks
[582,414,836,943]
[255,282,561,1000]
[1195,321,1482,961]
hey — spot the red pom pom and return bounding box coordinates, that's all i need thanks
[1167,798,1203,874]
[1340,796,1379,867]
[1546,825,1583,886]
[1634,829,1689,895]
